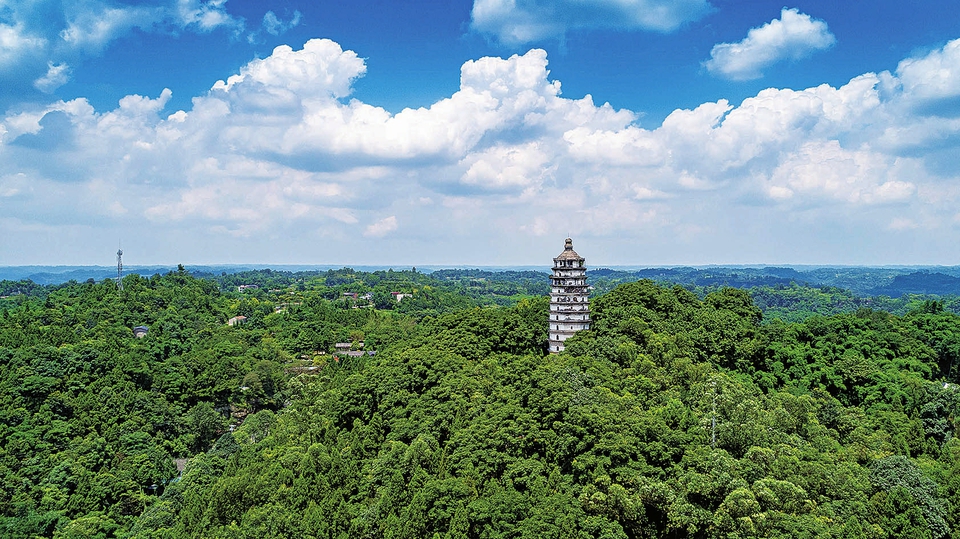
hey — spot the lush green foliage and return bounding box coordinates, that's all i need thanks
[0,269,435,538]
[6,270,960,538]
[130,282,960,538]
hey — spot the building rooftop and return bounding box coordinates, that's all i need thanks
[555,238,584,261]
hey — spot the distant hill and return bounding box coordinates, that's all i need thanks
[870,271,960,296]
[592,266,960,298]
[6,264,960,299]
[0,265,174,285]
[0,264,482,285]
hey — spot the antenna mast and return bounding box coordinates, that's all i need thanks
[116,244,124,291]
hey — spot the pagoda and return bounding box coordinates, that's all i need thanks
[549,238,590,353]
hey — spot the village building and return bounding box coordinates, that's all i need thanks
[549,238,590,353]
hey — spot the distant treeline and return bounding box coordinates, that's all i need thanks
[589,266,960,297]
[5,264,960,295]
[7,266,960,324]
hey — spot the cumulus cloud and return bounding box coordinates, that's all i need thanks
[460,142,553,192]
[364,216,398,237]
[4,36,960,263]
[213,38,365,98]
[204,42,630,165]
[895,38,960,109]
[704,8,836,80]
[764,141,916,204]
[33,62,71,93]
[470,0,713,45]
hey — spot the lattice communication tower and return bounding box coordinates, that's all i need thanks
[116,246,123,291]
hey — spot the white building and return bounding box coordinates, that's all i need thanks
[549,238,590,353]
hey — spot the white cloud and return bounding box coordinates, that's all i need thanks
[262,10,301,36]
[60,5,161,52]
[57,0,241,54]
[704,8,835,80]
[895,38,960,105]
[764,140,916,205]
[564,125,663,166]
[213,39,365,98]
[470,0,713,45]
[5,37,960,264]
[460,142,552,192]
[0,22,46,68]
[175,0,242,32]
[0,0,244,81]
[33,62,70,93]
[204,43,631,164]
[632,186,670,200]
[364,216,398,237]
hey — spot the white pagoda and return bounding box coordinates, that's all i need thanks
[549,238,590,353]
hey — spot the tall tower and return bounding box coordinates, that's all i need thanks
[116,246,124,291]
[549,238,590,353]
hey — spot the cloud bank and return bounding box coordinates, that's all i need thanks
[705,8,836,80]
[2,36,960,264]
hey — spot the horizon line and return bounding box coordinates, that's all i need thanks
[4,263,960,270]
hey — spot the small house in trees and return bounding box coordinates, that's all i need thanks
[133,326,149,338]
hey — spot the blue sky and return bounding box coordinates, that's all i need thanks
[2,0,960,266]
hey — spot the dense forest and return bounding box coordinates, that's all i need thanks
[2,267,960,537]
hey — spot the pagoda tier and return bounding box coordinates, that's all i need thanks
[549,238,590,353]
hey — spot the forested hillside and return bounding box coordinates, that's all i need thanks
[3,270,960,538]
[119,281,960,539]
[0,267,470,538]
[587,267,960,298]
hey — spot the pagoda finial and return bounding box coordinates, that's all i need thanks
[564,238,573,250]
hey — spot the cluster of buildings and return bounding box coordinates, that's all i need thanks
[334,341,377,359]
[133,238,592,355]
[341,291,411,306]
